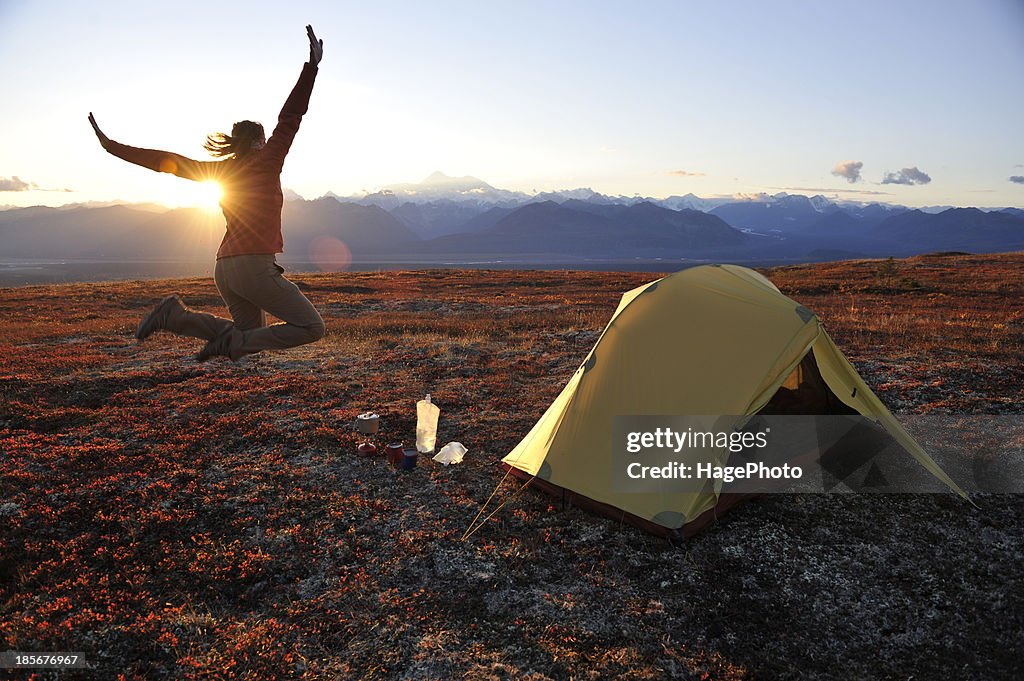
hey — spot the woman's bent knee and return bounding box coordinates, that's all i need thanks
[305,320,326,343]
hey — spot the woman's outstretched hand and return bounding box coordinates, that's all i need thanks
[307,25,323,67]
[88,112,112,150]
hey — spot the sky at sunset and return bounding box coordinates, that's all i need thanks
[1,0,1023,209]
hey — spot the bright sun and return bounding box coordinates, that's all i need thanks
[157,180,223,212]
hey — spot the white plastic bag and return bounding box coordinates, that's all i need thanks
[416,394,441,454]
[433,442,467,465]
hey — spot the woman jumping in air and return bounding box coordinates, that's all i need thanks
[89,25,326,362]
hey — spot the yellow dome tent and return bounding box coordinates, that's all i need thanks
[501,264,968,538]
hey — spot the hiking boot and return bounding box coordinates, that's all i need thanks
[195,327,244,363]
[136,295,185,342]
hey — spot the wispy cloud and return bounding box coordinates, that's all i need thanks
[667,169,705,177]
[1009,176,1024,184]
[881,167,931,185]
[831,160,863,184]
[773,185,891,196]
[0,176,71,192]
[0,176,36,192]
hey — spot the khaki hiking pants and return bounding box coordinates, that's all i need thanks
[167,254,325,356]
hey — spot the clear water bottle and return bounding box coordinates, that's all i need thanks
[416,393,440,455]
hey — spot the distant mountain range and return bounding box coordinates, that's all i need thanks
[420,200,747,259]
[2,172,1023,267]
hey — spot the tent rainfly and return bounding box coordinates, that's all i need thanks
[501,264,967,539]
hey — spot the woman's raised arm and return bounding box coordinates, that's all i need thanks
[261,26,323,167]
[88,112,226,182]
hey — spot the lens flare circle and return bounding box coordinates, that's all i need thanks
[309,235,352,272]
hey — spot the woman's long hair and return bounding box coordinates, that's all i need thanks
[204,120,266,159]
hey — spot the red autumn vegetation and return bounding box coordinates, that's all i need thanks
[1,253,1022,679]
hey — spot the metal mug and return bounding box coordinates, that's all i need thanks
[386,443,404,468]
[401,449,418,471]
